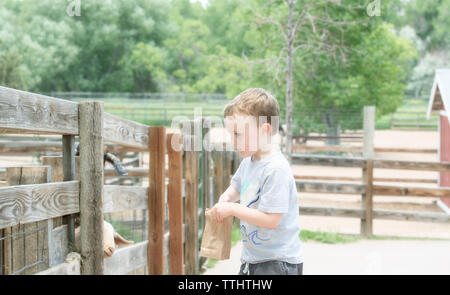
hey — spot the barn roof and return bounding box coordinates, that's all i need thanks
[427,69,450,119]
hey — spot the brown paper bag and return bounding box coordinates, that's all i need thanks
[200,208,234,260]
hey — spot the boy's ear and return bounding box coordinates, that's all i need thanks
[262,122,271,135]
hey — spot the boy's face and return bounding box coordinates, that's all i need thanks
[224,113,271,158]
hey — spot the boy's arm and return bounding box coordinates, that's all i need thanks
[218,185,240,203]
[211,202,282,229]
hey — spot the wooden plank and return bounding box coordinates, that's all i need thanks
[202,118,211,221]
[373,185,450,198]
[3,166,52,275]
[62,135,76,247]
[164,224,188,274]
[374,147,437,154]
[293,145,361,153]
[167,133,183,274]
[373,159,450,172]
[299,206,364,218]
[0,86,78,135]
[42,156,80,183]
[49,225,69,267]
[148,126,166,275]
[293,175,436,184]
[103,112,149,149]
[35,252,81,275]
[104,241,148,275]
[0,141,62,153]
[213,150,223,204]
[0,181,80,229]
[184,121,199,275]
[78,101,104,275]
[373,209,450,223]
[362,159,374,237]
[295,180,365,195]
[0,140,145,154]
[291,154,365,168]
[292,134,363,140]
[42,156,80,229]
[103,185,148,213]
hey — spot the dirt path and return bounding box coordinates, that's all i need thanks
[203,239,450,275]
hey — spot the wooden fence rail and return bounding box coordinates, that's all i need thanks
[294,155,450,236]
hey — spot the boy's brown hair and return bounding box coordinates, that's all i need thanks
[223,88,280,135]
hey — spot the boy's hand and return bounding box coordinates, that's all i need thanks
[210,202,237,224]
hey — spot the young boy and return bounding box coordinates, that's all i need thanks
[210,88,303,275]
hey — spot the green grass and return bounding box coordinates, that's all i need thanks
[374,98,438,130]
[102,100,225,127]
[365,234,450,242]
[299,230,361,244]
[375,114,392,130]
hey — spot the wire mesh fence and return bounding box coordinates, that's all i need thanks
[0,222,48,275]
[104,209,148,275]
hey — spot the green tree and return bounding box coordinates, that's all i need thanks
[0,0,78,91]
[402,0,450,50]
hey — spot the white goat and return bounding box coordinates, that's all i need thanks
[74,220,134,258]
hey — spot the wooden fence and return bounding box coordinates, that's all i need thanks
[289,106,438,155]
[0,86,239,275]
[293,154,450,236]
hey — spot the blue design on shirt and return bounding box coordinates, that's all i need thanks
[246,188,261,208]
[240,225,270,246]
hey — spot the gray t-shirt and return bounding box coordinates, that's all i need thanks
[230,149,303,264]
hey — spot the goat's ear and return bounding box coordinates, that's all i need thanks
[114,232,134,246]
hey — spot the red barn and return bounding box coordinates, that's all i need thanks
[426,69,450,209]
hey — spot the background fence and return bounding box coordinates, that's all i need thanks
[294,154,450,236]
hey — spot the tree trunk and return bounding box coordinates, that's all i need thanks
[285,0,295,163]
[320,105,341,147]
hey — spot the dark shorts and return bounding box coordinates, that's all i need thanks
[238,261,303,275]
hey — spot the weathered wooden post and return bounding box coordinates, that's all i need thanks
[148,126,166,275]
[361,159,374,236]
[202,118,211,214]
[183,119,199,275]
[361,106,375,236]
[78,101,104,275]
[363,106,375,158]
[167,133,183,274]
